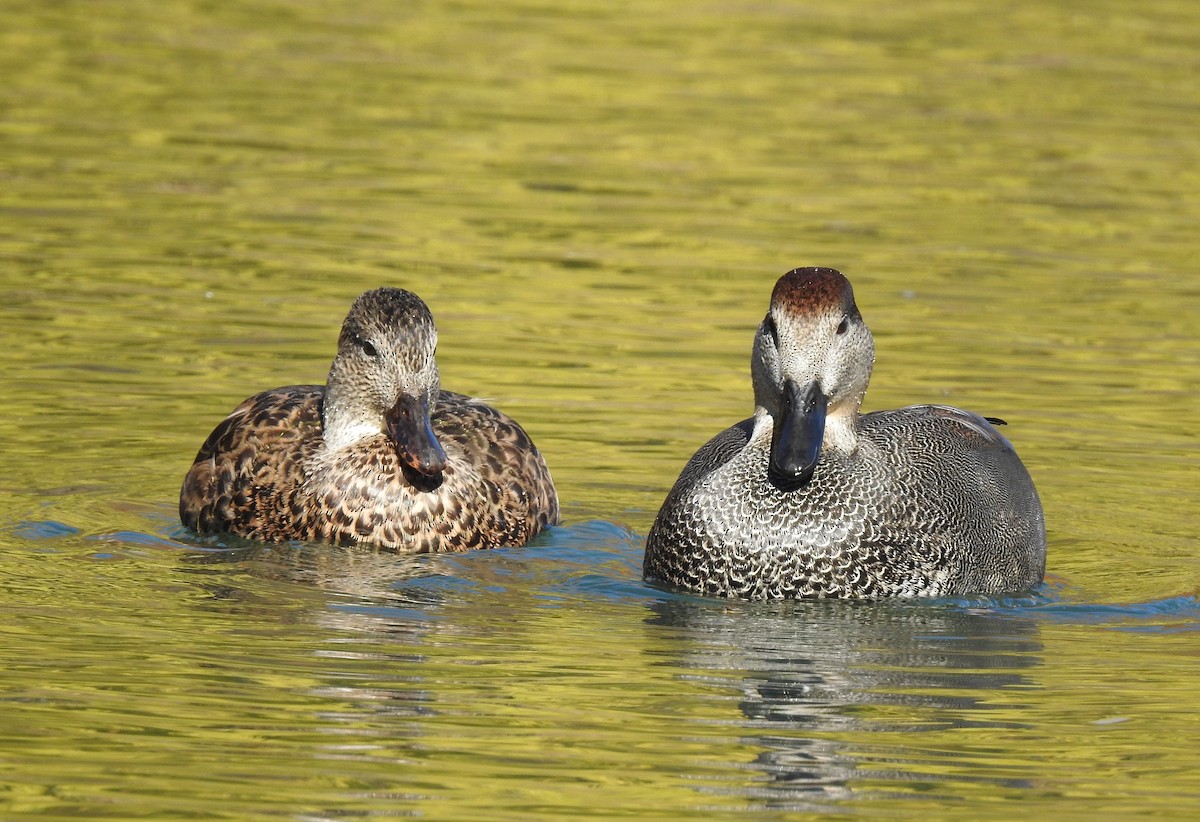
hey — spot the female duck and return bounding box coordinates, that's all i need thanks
[644,267,1045,599]
[180,287,559,552]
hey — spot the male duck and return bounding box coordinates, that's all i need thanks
[180,287,559,552]
[644,267,1045,599]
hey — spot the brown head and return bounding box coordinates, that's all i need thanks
[323,288,447,478]
[751,267,875,489]
[769,267,862,323]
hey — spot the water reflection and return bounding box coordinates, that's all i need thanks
[163,524,1195,817]
[646,598,1043,808]
[185,539,452,602]
[3,0,1199,814]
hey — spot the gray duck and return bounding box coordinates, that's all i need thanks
[644,267,1046,599]
[180,287,559,552]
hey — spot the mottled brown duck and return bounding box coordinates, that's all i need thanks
[644,267,1046,600]
[180,288,559,552]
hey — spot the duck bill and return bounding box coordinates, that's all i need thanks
[769,379,827,490]
[385,394,448,477]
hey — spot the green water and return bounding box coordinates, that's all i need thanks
[2,0,1198,818]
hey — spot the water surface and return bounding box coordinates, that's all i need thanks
[2,0,1198,818]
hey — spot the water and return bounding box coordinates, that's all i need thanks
[2,0,1198,818]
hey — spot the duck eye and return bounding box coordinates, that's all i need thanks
[764,315,780,347]
[836,317,849,335]
[358,338,378,358]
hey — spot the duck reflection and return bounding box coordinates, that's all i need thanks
[184,540,453,602]
[645,596,1043,808]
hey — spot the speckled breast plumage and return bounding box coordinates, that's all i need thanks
[644,405,1046,599]
[180,387,559,552]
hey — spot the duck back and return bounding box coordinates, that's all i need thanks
[180,387,559,552]
[645,405,1045,600]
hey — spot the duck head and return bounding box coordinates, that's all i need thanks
[751,267,875,490]
[323,287,448,477]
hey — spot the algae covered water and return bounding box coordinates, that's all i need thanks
[2,1,1198,818]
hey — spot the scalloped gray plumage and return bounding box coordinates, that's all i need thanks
[644,267,1046,599]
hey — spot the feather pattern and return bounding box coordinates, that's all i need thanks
[180,289,558,552]
[644,268,1045,599]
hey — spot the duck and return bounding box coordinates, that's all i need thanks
[180,287,559,552]
[644,267,1046,599]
